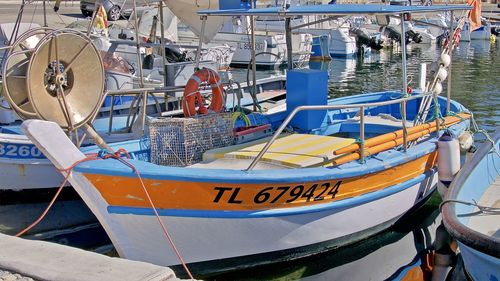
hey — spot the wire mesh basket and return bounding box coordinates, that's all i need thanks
[148,113,234,167]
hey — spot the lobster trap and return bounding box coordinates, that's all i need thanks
[148,113,234,167]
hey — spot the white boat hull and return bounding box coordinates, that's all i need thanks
[214,32,311,68]
[0,158,65,190]
[72,171,437,267]
[0,133,65,190]
[300,28,357,57]
[461,22,492,41]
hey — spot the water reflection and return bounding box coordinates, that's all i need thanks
[210,195,443,281]
[309,41,498,133]
[310,58,357,86]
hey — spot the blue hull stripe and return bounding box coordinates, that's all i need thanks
[106,171,432,218]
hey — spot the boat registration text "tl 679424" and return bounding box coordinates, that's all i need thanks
[0,143,45,159]
[212,181,342,205]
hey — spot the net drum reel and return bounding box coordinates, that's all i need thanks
[2,29,110,150]
[2,27,54,119]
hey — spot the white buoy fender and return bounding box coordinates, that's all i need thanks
[437,67,448,81]
[440,53,451,67]
[458,130,474,151]
[432,82,443,95]
[437,132,461,183]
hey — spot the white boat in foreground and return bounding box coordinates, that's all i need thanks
[442,129,500,281]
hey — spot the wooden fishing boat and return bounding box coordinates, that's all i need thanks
[441,130,500,281]
[16,3,476,278]
[22,89,471,276]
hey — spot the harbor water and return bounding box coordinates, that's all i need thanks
[208,41,499,280]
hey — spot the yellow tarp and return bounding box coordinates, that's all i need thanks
[204,134,355,168]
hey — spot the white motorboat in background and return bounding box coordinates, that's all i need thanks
[460,20,492,41]
[172,0,312,68]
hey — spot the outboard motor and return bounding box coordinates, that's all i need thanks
[381,26,401,42]
[164,45,190,63]
[350,27,384,50]
[492,26,500,37]
[406,30,423,44]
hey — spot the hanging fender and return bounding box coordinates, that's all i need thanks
[182,68,225,117]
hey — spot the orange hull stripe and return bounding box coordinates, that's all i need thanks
[83,152,437,211]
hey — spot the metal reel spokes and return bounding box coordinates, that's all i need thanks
[27,30,105,131]
[2,27,54,119]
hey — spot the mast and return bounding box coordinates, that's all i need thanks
[250,1,258,111]
[159,1,167,87]
[194,16,207,69]
[132,0,144,88]
[43,0,48,27]
[284,0,293,69]
[285,17,293,69]
[446,11,454,114]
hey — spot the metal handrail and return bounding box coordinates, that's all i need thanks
[103,78,253,134]
[105,86,184,135]
[245,93,432,171]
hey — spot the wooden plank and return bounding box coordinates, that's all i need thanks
[0,233,181,281]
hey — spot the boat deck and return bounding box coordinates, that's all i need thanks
[468,175,500,238]
[194,134,355,169]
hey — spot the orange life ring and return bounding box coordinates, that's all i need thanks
[182,68,225,117]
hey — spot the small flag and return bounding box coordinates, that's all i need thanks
[96,5,108,30]
[467,0,482,32]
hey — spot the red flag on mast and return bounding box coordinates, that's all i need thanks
[467,0,482,32]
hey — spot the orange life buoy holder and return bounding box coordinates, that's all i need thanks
[182,67,225,117]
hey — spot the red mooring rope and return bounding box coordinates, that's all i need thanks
[15,149,194,279]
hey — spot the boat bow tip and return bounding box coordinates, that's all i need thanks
[21,120,86,171]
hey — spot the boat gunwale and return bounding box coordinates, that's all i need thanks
[73,137,438,183]
[441,129,500,259]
